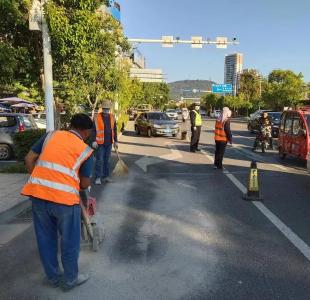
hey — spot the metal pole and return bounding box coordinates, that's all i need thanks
[41,0,54,131]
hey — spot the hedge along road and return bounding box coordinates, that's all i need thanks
[0,119,309,299]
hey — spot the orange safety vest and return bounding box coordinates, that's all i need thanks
[214,120,228,142]
[95,113,115,145]
[21,131,93,206]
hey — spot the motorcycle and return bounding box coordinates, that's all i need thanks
[253,126,271,153]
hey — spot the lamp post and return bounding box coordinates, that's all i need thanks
[29,0,55,131]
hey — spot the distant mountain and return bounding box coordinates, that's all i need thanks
[168,80,217,100]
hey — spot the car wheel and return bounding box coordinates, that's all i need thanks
[135,125,140,135]
[0,144,12,160]
[172,133,177,137]
[278,147,286,160]
[147,128,152,137]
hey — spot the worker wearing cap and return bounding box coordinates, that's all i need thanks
[190,103,202,152]
[92,100,118,185]
[21,114,94,291]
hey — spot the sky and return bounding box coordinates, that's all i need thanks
[117,0,310,84]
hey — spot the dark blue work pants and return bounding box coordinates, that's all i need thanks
[31,197,81,286]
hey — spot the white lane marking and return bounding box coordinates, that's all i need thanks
[135,142,182,173]
[177,182,197,190]
[202,149,310,262]
[253,201,310,261]
[201,149,214,162]
[232,143,289,171]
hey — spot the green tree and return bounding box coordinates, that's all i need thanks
[203,93,219,111]
[0,0,43,100]
[46,0,130,117]
[238,69,262,113]
[141,82,170,109]
[263,69,305,110]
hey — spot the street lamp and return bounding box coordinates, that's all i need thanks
[29,0,55,131]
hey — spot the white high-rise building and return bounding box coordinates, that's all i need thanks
[224,53,243,96]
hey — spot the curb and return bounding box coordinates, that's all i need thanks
[0,126,128,222]
[0,198,30,225]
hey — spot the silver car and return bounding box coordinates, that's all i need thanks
[135,112,180,137]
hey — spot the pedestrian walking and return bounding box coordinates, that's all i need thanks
[182,107,189,122]
[214,107,232,169]
[190,102,202,152]
[21,114,94,290]
[92,100,118,185]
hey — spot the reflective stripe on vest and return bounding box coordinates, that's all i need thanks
[194,111,202,126]
[214,120,228,142]
[28,176,80,196]
[73,146,93,171]
[95,113,115,144]
[35,160,80,181]
[21,131,93,205]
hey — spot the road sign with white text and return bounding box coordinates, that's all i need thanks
[212,84,233,93]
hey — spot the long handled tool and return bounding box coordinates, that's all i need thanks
[79,189,104,251]
[112,147,129,177]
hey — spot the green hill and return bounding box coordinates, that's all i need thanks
[168,80,216,100]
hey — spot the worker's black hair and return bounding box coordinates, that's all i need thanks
[70,113,93,130]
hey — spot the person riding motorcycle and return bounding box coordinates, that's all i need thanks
[252,112,273,152]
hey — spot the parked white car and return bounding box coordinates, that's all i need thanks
[165,109,178,120]
[210,110,221,118]
[33,113,46,129]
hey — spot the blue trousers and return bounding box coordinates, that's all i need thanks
[31,198,81,285]
[95,144,112,179]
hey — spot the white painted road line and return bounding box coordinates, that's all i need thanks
[202,149,310,262]
[177,182,197,190]
[135,142,183,173]
[232,143,289,172]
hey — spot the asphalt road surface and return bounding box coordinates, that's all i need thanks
[0,118,309,299]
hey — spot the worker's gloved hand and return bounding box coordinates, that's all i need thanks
[91,142,98,149]
[193,126,197,131]
[114,142,118,150]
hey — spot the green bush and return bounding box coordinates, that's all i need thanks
[0,162,27,174]
[117,113,129,133]
[13,129,46,161]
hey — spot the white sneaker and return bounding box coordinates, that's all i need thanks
[95,178,101,185]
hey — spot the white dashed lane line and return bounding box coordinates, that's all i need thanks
[201,148,310,262]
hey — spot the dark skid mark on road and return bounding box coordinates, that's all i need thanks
[111,175,167,263]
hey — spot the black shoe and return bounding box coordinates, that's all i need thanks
[195,148,201,152]
[190,149,196,153]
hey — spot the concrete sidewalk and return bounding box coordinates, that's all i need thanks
[0,174,29,223]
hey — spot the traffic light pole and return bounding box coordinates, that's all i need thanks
[128,37,239,48]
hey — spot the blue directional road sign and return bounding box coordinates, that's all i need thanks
[212,84,233,93]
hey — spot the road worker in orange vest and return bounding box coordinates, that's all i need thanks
[92,100,118,185]
[21,113,94,291]
[214,107,232,169]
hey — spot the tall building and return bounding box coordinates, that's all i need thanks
[224,53,243,96]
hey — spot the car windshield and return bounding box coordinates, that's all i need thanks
[268,112,281,121]
[304,115,310,135]
[148,113,169,120]
[166,110,176,113]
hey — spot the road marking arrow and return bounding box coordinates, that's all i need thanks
[135,143,182,173]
